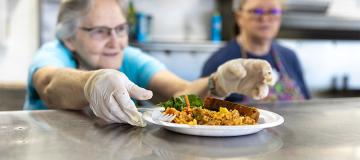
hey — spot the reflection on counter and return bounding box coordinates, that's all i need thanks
[144,127,283,159]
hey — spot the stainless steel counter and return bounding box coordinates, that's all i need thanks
[2,98,360,160]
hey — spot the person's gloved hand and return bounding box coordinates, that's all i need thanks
[212,59,275,100]
[84,69,152,127]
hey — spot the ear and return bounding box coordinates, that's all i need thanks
[235,10,242,26]
[63,38,76,52]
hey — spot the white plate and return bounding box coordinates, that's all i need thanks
[143,109,284,137]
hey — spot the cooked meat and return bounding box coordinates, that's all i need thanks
[203,97,259,122]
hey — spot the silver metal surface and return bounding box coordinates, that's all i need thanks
[2,98,360,160]
[132,41,224,53]
[282,13,360,31]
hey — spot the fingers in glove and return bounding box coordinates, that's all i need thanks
[95,94,128,124]
[252,83,269,100]
[258,61,275,86]
[113,89,146,127]
[128,84,153,100]
[107,95,136,124]
[226,61,247,79]
[86,90,117,123]
[120,74,153,100]
[90,104,118,123]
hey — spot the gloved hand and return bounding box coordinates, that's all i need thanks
[84,69,153,127]
[212,59,275,100]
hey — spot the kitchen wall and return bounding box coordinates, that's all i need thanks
[1,0,360,99]
[40,0,218,43]
[327,0,360,18]
[132,0,216,41]
[0,1,7,45]
[279,39,360,91]
[131,0,360,96]
[0,0,39,85]
[143,39,360,95]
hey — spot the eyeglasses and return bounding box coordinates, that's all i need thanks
[243,8,282,19]
[80,23,129,40]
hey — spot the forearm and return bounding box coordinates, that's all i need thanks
[148,71,188,103]
[173,78,210,98]
[149,71,214,102]
[33,67,94,110]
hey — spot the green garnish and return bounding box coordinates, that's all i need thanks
[158,94,203,111]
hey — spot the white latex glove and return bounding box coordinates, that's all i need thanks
[84,69,153,127]
[213,59,275,100]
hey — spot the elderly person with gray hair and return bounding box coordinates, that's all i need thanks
[25,0,275,127]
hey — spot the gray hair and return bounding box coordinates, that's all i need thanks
[232,0,247,11]
[56,0,128,41]
[232,0,284,12]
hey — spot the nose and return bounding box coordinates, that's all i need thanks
[259,14,272,22]
[259,13,280,23]
[106,29,119,48]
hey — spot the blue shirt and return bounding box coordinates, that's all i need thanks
[24,40,166,110]
[201,39,310,102]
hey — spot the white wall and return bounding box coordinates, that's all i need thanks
[39,0,217,43]
[2,0,360,95]
[146,39,360,92]
[0,0,7,45]
[327,0,360,18]
[132,0,216,41]
[279,39,360,92]
[0,0,39,85]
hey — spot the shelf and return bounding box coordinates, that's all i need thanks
[131,41,225,53]
[279,13,360,40]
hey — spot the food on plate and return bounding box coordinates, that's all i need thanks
[158,95,259,125]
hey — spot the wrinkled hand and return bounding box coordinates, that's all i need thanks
[84,69,152,127]
[213,59,275,99]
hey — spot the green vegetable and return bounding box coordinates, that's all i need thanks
[158,94,203,111]
[192,108,203,121]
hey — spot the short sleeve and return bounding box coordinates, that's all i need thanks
[120,47,166,88]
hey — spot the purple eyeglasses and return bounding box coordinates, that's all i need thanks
[245,8,283,17]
